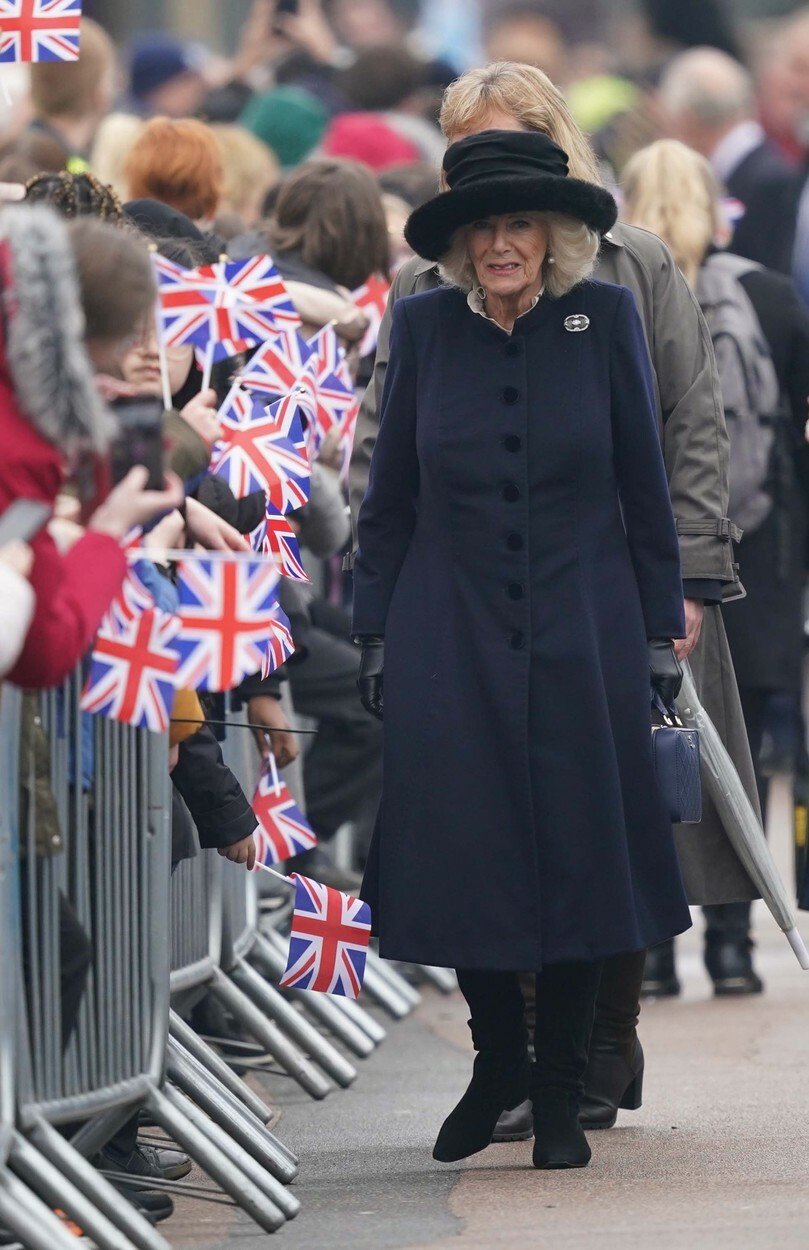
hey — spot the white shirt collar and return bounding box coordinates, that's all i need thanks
[467,286,542,333]
[710,120,765,184]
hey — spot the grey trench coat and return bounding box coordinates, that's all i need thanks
[350,222,759,906]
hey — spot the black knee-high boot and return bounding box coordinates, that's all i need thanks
[580,948,646,1129]
[531,960,603,1170]
[433,969,530,1163]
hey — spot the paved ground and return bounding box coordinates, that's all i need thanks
[169,779,809,1250]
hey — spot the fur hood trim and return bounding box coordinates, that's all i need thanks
[1,205,112,454]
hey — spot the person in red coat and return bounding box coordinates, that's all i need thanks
[0,205,181,689]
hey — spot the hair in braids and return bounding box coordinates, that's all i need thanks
[24,171,123,223]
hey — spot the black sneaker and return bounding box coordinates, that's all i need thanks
[100,1141,192,1181]
[110,1183,174,1224]
[705,939,764,996]
[641,941,681,998]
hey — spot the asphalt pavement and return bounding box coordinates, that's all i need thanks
[169,777,809,1250]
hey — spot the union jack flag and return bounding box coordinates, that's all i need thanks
[252,757,317,866]
[303,326,356,448]
[262,503,309,582]
[154,253,300,350]
[173,557,282,692]
[261,604,295,677]
[212,384,312,507]
[279,874,372,998]
[0,0,81,64]
[80,602,180,733]
[352,274,390,357]
[237,329,313,398]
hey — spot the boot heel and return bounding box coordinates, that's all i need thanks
[619,1071,643,1111]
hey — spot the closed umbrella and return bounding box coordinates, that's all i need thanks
[676,660,809,970]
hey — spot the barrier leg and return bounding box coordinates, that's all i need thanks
[0,1168,94,1250]
[231,957,358,1088]
[10,1132,143,1250]
[251,932,378,1058]
[145,1085,286,1233]
[159,1083,299,1221]
[208,968,332,1099]
[24,1116,169,1250]
[359,957,413,1019]
[366,949,422,1008]
[168,1010,272,1124]
[329,994,388,1045]
[414,965,458,994]
[166,1038,298,1183]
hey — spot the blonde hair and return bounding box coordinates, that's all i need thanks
[89,112,145,201]
[440,62,602,186]
[210,124,280,226]
[439,212,599,299]
[621,139,721,287]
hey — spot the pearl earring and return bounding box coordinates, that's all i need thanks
[475,284,486,301]
[546,255,556,265]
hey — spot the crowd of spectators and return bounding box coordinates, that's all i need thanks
[4,0,809,1224]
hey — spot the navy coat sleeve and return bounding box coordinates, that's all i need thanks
[610,288,686,641]
[352,299,419,636]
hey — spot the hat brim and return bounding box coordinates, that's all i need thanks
[404,175,617,262]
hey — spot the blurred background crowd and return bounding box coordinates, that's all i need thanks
[4,0,809,1066]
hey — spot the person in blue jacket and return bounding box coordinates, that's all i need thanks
[352,130,692,1171]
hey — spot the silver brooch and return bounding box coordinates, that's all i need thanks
[564,314,589,332]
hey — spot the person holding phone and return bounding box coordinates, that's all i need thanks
[0,208,183,691]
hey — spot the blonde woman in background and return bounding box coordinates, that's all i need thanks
[89,112,144,201]
[210,124,280,234]
[623,138,809,996]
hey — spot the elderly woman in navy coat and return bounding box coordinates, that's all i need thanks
[352,131,692,1171]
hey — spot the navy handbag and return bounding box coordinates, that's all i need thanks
[651,692,702,825]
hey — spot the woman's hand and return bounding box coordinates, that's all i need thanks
[0,539,33,579]
[315,428,343,473]
[247,695,300,767]
[218,833,257,871]
[648,638,683,707]
[673,598,703,661]
[357,636,384,720]
[88,468,185,542]
[143,508,186,553]
[185,497,250,551]
[180,389,222,448]
[48,517,85,554]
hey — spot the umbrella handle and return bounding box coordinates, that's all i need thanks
[785,926,809,971]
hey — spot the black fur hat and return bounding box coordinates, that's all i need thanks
[405,130,617,262]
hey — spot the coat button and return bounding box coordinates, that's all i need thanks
[505,532,523,551]
[504,340,521,357]
[501,482,520,502]
[502,386,520,404]
[507,582,525,600]
[502,434,521,452]
[510,629,525,650]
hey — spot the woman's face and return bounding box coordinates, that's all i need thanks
[121,318,193,398]
[467,213,549,302]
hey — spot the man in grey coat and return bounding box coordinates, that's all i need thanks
[349,61,762,1135]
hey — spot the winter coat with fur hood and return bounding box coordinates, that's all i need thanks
[0,207,126,689]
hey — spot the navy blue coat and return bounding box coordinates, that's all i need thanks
[353,279,692,970]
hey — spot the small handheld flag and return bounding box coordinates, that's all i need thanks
[80,599,180,733]
[0,0,82,64]
[279,873,372,998]
[212,385,311,508]
[173,556,282,692]
[252,756,318,866]
[352,274,391,357]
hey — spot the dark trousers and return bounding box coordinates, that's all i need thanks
[288,602,383,849]
[457,961,603,1097]
[20,870,93,1054]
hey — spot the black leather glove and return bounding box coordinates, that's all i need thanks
[356,636,384,720]
[648,638,683,707]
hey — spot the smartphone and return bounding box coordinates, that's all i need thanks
[109,396,165,492]
[0,499,52,546]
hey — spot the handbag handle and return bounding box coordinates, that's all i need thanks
[651,688,683,727]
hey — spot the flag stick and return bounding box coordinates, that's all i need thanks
[0,78,12,109]
[254,861,295,887]
[126,547,279,563]
[201,339,215,392]
[148,246,174,411]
